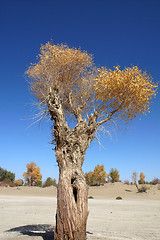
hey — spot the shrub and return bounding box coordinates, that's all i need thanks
[137,185,148,193]
[36,181,42,187]
[116,196,122,200]
[124,180,129,185]
[0,180,15,187]
[151,178,160,185]
[43,177,57,187]
[108,168,120,183]
[88,196,94,199]
[14,179,23,186]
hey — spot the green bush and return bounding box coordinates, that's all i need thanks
[36,181,42,187]
[88,196,94,199]
[116,196,122,200]
[43,177,57,187]
[0,167,15,182]
[108,168,120,183]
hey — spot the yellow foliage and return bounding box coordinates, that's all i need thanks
[139,172,145,184]
[23,162,42,186]
[94,165,108,185]
[14,179,23,186]
[27,42,95,113]
[85,165,107,186]
[95,66,157,121]
[26,42,157,124]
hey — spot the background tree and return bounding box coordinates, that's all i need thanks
[0,167,15,182]
[108,168,120,183]
[23,162,42,186]
[26,42,157,240]
[43,177,57,187]
[139,172,145,184]
[85,171,96,186]
[132,171,138,185]
[93,165,107,185]
[85,165,107,186]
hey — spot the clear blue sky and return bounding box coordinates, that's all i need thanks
[0,0,159,183]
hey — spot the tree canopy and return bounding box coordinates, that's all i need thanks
[27,42,157,128]
[23,162,42,186]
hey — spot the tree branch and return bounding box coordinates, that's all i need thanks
[97,103,123,126]
[68,93,83,122]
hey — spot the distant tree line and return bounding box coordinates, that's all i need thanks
[0,163,159,188]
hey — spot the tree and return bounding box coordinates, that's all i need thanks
[139,172,145,184]
[26,42,157,240]
[23,162,42,186]
[0,167,15,182]
[85,171,96,186]
[132,171,138,185]
[14,179,23,186]
[85,165,107,186]
[43,177,57,187]
[93,165,107,185]
[108,168,120,183]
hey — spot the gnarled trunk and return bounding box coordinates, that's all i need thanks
[54,159,88,240]
[48,88,97,239]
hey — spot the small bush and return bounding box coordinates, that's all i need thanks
[43,177,57,188]
[0,180,15,187]
[14,179,23,186]
[116,196,122,200]
[151,178,160,185]
[88,196,94,199]
[138,185,147,193]
[36,181,42,187]
[124,180,129,185]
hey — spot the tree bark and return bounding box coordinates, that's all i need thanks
[54,158,89,240]
[54,123,92,240]
[48,88,98,239]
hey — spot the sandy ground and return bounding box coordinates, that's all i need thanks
[0,183,160,240]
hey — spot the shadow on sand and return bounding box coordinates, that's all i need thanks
[6,224,54,240]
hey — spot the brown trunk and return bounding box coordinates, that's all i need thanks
[47,89,98,239]
[54,152,89,240]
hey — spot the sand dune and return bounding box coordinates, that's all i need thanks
[0,183,160,240]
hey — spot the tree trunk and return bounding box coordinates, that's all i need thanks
[54,151,89,240]
[47,89,98,239]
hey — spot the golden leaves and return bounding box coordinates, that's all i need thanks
[94,66,158,120]
[27,42,95,113]
[26,41,158,123]
[23,162,42,184]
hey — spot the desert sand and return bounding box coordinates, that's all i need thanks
[0,183,160,240]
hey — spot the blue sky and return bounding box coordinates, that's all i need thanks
[0,0,159,183]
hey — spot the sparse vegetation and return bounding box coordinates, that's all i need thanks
[124,180,130,185]
[151,178,160,185]
[14,179,23,186]
[108,168,120,183]
[43,177,57,188]
[88,196,94,199]
[116,196,122,200]
[137,185,148,193]
[85,165,107,186]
